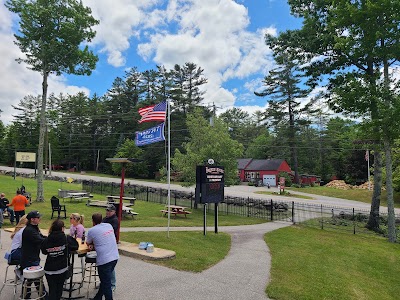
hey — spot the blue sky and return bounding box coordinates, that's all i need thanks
[0,0,302,124]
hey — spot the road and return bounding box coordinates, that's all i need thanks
[1,166,398,214]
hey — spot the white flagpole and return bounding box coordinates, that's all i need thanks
[167,99,171,237]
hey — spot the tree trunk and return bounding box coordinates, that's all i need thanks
[36,72,48,202]
[366,150,382,232]
[288,101,299,184]
[383,138,397,242]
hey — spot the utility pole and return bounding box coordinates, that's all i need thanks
[209,102,222,126]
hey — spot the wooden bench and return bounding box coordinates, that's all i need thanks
[70,196,90,203]
[160,209,191,218]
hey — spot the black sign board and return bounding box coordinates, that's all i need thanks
[196,165,224,204]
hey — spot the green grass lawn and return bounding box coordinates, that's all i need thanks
[265,226,400,300]
[287,186,400,208]
[0,174,266,230]
[120,231,231,272]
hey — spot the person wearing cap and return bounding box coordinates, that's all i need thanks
[103,204,118,234]
[102,204,118,292]
[8,189,29,224]
[0,192,15,225]
[87,213,119,300]
[21,210,47,299]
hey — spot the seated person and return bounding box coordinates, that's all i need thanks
[9,215,28,265]
[69,213,85,239]
[0,193,15,225]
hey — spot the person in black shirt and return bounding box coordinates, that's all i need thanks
[41,219,78,300]
[21,210,47,299]
[0,193,15,225]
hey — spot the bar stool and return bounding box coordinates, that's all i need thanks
[20,266,46,300]
[0,259,21,297]
[83,251,99,298]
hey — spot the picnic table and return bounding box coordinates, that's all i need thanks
[87,200,138,219]
[67,192,90,203]
[106,195,136,205]
[160,205,191,218]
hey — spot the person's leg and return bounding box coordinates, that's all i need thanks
[93,260,117,300]
[52,272,66,300]
[7,207,15,223]
[15,211,21,223]
[0,209,3,226]
[45,274,57,300]
[111,269,116,291]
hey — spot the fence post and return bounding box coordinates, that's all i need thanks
[159,188,162,204]
[353,208,356,234]
[174,193,177,206]
[292,201,295,224]
[321,204,323,230]
[247,197,250,217]
[270,199,273,221]
[146,187,149,202]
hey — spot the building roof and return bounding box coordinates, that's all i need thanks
[238,159,285,171]
[237,158,253,170]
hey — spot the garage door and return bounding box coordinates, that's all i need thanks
[263,175,276,186]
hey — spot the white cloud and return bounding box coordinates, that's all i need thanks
[83,0,155,67]
[1,0,279,124]
[136,0,275,110]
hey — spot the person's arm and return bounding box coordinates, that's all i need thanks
[76,224,85,238]
[27,228,46,245]
[86,229,94,250]
[112,218,119,233]
[40,238,49,255]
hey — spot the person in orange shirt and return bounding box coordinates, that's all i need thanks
[8,189,29,223]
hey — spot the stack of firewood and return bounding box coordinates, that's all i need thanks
[325,180,353,190]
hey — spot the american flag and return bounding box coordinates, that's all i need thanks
[138,101,166,123]
[365,150,369,161]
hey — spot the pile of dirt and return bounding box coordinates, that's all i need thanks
[356,181,373,190]
[326,180,386,191]
[325,180,353,190]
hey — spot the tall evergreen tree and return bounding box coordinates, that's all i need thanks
[6,0,98,201]
[255,55,317,183]
[171,63,207,113]
[268,0,400,241]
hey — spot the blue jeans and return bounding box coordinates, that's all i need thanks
[93,260,117,300]
[111,269,116,288]
[0,207,15,223]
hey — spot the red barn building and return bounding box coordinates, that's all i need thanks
[238,158,292,186]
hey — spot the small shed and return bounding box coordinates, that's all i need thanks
[237,158,292,186]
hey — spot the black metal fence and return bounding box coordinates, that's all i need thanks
[82,180,399,237]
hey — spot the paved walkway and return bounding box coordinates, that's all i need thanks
[0,221,290,300]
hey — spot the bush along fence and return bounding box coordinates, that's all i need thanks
[82,180,400,238]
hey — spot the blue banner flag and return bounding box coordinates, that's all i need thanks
[135,123,165,146]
